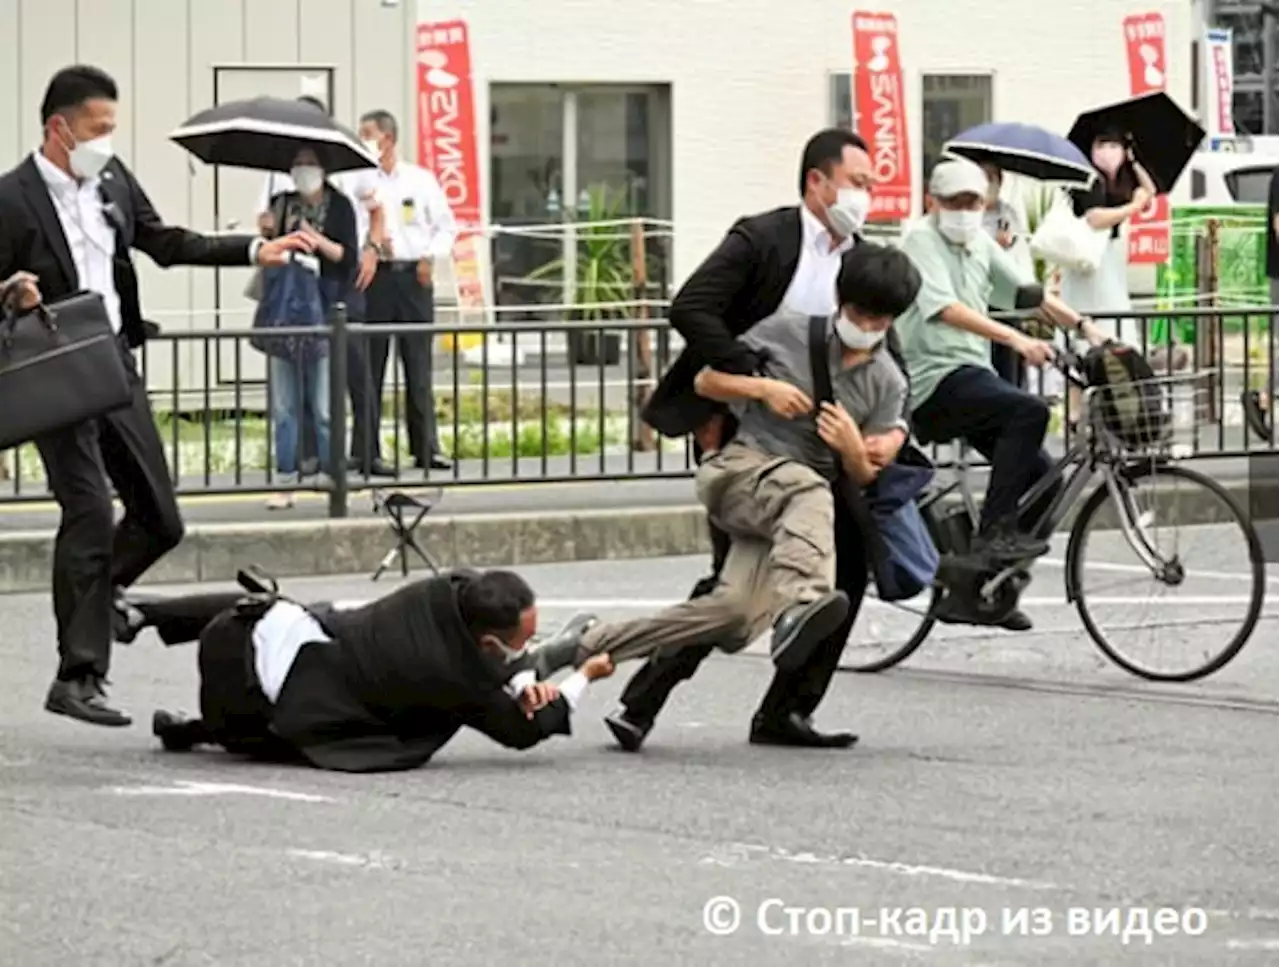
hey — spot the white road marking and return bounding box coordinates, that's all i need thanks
[107,780,333,803]
[539,595,1274,610]
[1225,939,1280,950]
[700,842,1055,890]
[288,849,395,869]
[840,936,936,953]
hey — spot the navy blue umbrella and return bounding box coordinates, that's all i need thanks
[943,122,1097,186]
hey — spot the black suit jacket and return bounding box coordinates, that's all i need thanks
[288,572,572,773]
[643,206,908,438]
[0,153,256,348]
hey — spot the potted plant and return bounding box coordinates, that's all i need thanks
[523,182,633,365]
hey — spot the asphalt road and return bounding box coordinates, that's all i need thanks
[1,541,1277,966]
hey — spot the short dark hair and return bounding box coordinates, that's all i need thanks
[798,128,869,197]
[458,570,535,636]
[359,109,398,142]
[40,65,118,124]
[836,243,921,318]
[296,95,330,116]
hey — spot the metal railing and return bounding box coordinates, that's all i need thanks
[0,305,1274,514]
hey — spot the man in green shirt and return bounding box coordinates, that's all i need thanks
[895,158,1105,588]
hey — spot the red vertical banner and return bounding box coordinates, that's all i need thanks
[852,12,912,221]
[415,19,486,321]
[1122,12,1171,264]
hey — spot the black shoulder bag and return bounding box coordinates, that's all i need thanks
[806,315,887,567]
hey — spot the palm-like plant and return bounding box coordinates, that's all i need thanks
[523,182,635,319]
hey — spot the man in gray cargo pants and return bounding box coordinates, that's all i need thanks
[564,244,923,682]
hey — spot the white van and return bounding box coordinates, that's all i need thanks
[1170,139,1278,206]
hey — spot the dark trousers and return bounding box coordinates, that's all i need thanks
[137,591,245,646]
[912,365,1056,532]
[144,602,302,761]
[618,498,868,726]
[34,343,185,681]
[364,265,439,465]
[989,313,1026,389]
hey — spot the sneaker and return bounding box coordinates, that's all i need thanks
[971,530,1049,563]
[265,492,294,511]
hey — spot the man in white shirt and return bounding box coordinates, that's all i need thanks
[123,570,615,772]
[353,109,458,473]
[0,65,308,728]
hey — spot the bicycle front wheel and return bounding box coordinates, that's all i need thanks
[1066,462,1266,682]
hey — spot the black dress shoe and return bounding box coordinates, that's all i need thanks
[604,708,653,752]
[152,710,198,752]
[770,591,850,673]
[45,678,132,728]
[749,713,858,749]
[425,454,453,472]
[348,457,398,477]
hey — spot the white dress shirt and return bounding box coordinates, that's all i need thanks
[347,161,458,262]
[33,150,122,333]
[779,206,854,317]
[252,601,333,704]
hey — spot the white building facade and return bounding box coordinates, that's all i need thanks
[0,0,1197,358]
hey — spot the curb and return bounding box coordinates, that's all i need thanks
[0,477,1262,594]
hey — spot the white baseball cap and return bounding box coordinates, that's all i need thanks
[928,157,989,199]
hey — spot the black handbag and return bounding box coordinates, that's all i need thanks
[0,291,133,450]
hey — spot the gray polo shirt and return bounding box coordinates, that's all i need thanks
[729,310,908,478]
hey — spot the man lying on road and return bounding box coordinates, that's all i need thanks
[115,569,608,773]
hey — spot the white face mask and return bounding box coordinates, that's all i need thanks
[937,208,983,245]
[835,315,885,350]
[67,133,114,181]
[291,165,325,195]
[827,187,872,237]
[362,139,381,159]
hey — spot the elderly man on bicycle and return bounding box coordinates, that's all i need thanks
[895,158,1107,631]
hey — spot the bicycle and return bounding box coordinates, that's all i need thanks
[845,347,1267,682]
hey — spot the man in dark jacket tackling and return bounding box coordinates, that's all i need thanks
[612,129,912,752]
[124,570,612,773]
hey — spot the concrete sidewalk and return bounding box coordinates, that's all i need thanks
[0,456,1265,593]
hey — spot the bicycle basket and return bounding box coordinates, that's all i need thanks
[1084,363,1212,454]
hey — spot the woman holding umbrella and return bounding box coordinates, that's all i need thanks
[1058,128,1159,353]
[257,146,359,509]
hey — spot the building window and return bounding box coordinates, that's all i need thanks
[921,75,993,204]
[489,84,671,313]
[829,72,994,212]
[829,73,853,130]
[1212,1,1267,74]
[1232,87,1266,136]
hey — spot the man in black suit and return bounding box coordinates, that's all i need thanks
[129,570,615,772]
[0,65,308,728]
[610,128,910,751]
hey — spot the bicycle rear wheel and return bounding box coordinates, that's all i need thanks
[1066,462,1266,682]
[840,583,939,673]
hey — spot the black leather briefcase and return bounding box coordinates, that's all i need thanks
[0,291,133,450]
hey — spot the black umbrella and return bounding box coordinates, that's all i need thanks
[168,96,376,174]
[1067,91,1205,194]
